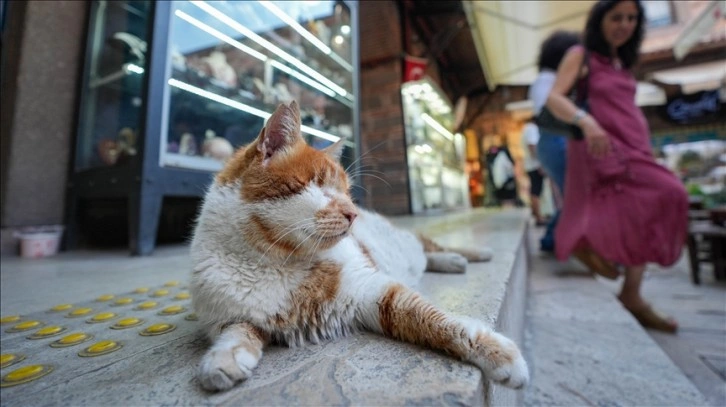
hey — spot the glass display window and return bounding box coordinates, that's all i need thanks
[161,0,356,172]
[402,77,469,213]
[75,0,152,171]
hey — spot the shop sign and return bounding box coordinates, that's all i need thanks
[662,89,722,124]
[403,55,428,83]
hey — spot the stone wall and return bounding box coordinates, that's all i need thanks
[0,1,88,253]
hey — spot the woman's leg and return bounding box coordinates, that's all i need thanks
[618,265,678,333]
[618,265,647,310]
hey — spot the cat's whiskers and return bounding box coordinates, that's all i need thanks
[280,229,318,268]
[255,218,316,268]
[349,171,392,188]
[344,140,387,175]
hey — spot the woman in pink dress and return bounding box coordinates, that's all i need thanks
[546,0,688,332]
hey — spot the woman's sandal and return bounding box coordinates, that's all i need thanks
[572,248,620,280]
[623,302,678,333]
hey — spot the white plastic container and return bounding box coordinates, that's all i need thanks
[16,226,64,259]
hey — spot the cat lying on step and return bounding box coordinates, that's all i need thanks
[190,101,529,392]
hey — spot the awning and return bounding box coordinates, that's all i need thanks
[463,1,595,89]
[648,60,726,94]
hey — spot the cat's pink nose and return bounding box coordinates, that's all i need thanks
[343,211,357,224]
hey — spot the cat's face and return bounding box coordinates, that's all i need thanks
[217,101,357,255]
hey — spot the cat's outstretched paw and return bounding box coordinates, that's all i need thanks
[426,252,468,273]
[198,345,259,391]
[470,247,493,262]
[465,323,529,389]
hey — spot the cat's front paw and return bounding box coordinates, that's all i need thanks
[466,325,529,389]
[198,345,259,391]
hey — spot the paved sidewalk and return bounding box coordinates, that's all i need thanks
[524,226,725,406]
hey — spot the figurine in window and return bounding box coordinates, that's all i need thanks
[203,51,238,88]
[202,130,234,163]
[179,133,199,156]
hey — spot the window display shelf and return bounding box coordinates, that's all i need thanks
[68,0,359,255]
[402,77,468,213]
[162,0,356,171]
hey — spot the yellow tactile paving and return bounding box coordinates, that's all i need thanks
[0,365,53,387]
[6,320,43,333]
[110,317,144,330]
[87,312,117,323]
[66,308,93,318]
[158,305,186,316]
[139,323,176,336]
[2,282,197,390]
[0,315,21,324]
[1,353,26,369]
[78,340,122,357]
[135,301,158,310]
[27,326,67,340]
[173,292,191,300]
[49,304,73,312]
[150,289,170,297]
[50,332,94,348]
[113,298,134,306]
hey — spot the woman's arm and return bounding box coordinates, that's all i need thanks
[546,48,611,158]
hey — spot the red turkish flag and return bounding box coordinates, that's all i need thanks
[403,55,428,82]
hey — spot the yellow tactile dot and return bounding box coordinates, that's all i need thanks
[133,287,150,294]
[1,353,25,369]
[0,315,21,324]
[67,308,93,318]
[87,312,117,323]
[27,325,66,340]
[150,289,169,297]
[78,340,122,357]
[96,294,115,302]
[113,298,134,306]
[173,292,191,300]
[164,281,180,287]
[139,323,176,336]
[110,317,144,330]
[184,313,199,321]
[158,305,186,316]
[49,304,73,312]
[50,332,93,348]
[135,301,158,310]
[6,320,43,333]
[0,364,53,387]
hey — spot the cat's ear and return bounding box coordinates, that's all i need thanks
[256,101,302,165]
[322,138,346,161]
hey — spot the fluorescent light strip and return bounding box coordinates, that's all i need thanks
[168,78,340,143]
[175,10,336,98]
[126,63,145,74]
[269,60,335,97]
[175,10,268,62]
[258,1,353,73]
[190,1,349,97]
[421,113,454,141]
[258,1,331,55]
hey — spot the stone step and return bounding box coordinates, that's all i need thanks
[0,208,531,406]
[523,230,708,406]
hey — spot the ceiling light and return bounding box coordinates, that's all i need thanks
[341,25,351,35]
[333,35,344,45]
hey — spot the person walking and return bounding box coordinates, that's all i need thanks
[546,0,688,332]
[521,120,546,226]
[531,31,581,251]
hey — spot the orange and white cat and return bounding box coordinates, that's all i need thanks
[190,101,528,392]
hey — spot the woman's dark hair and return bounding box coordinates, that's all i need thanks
[584,0,645,69]
[537,31,582,72]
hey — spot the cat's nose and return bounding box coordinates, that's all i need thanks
[343,211,357,224]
